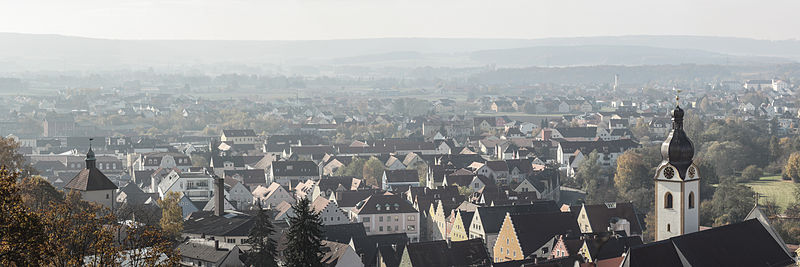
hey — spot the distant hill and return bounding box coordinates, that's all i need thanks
[0,33,798,72]
[469,45,791,66]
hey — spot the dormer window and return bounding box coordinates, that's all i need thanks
[376,204,381,210]
[394,203,399,210]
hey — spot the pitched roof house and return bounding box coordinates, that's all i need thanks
[492,212,580,263]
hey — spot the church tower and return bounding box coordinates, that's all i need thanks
[655,104,699,241]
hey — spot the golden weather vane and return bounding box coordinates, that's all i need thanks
[673,87,682,105]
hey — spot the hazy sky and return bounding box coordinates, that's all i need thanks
[2,0,798,40]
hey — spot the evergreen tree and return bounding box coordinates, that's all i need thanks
[245,203,278,267]
[285,198,323,267]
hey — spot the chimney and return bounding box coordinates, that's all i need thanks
[214,175,224,216]
[214,240,219,250]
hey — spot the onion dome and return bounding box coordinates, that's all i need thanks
[660,105,694,178]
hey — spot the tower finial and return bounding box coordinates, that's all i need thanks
[673,87,682,106]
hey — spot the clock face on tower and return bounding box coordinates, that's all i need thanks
[664,167,675,179]
[688,166,696,178]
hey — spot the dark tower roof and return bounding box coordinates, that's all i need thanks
[64,142,117,191]
[660,105,694,179]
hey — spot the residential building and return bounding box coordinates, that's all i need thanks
[177,238,244,267]
[352,193,420,242]
[268,160,320,187]
[381,169,419,190]
[492,212,579,263]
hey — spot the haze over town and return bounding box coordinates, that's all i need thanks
[1,1,800,267]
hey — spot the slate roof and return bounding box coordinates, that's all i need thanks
[322,223,367,244]
[222,129,256,137]
[474,201,559,234]
[353,193,418,215]
[583,203,643,235]
[318,176,362,192]
[459,211,475,231]
[271,161,319,176]
[334,189,384,208]
[319,241,352,265]
[508,212,580,256]
[183,211,255,237]
[64,165,118,191]
[361,234,409,267]
[177,239,238,263]
[406,238,491,267]
[117,182,148,205]
[383,169,419,183]
[622,219,794,267]
[555,127,597,138]
[290,145,335,156]
[485,160,509,172]
[223,169,267,186]
[558,139,640,154]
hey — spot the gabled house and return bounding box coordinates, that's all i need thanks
[577,203,643,237]
[224,181,253,210]
[252,182,295,209]
[312,197,352,226]
[450,210,475,242]
[352,193,420,242]
[320,240,365,267]
[177,238,244,267]
[468,202,559,257]
[268,160,320,187]
[157,170,215,201]
[492,212,580,263]
[220,129,257,145]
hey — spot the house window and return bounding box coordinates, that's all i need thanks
[665,192,673,209]
[106,194,109,199]
[667,224,671,232]
[379,216,384,222]
[379,226,383,232]
[363,217,370,222]
[407,215,415,221]
[688,192,695,209]
[407,225,415,231]
[395,215,399,222]
[227,238,235,243]
[365,227,370,232]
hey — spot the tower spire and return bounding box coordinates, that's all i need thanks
[86,138,96,169]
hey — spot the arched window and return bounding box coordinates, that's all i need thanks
[688,192,695,209]
[664,192,673,209]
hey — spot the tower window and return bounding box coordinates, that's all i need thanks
[688,192,695,209]
[664,192,673,209]
[667,224,671,232]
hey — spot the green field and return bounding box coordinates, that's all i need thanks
[743,175,796,210]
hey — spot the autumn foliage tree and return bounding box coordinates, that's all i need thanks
[0,168,47,266]
[614,149,655,212]
[784,152,800,183]
[157,191,184,240]
[362,157,385,188]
